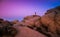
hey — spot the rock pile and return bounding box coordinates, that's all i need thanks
[0,18,17,37]
[40,6,60,37]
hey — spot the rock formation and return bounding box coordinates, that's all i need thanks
[19,6,60,37]
[41,6,60,37]
[20,15,41,30]
[0,19,17,37]
[0,6,60,37]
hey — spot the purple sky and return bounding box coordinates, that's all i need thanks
[0,0,60,21]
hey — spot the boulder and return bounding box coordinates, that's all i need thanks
[41,6,60,37]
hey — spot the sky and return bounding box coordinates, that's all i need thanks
[0,0,60,21]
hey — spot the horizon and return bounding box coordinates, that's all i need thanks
[0,0,60,21]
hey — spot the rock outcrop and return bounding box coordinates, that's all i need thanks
[11,6,60,37]
[0,6,60,37]
[0,19,17,37]
[41,6,60,37]
[20,15,41,30]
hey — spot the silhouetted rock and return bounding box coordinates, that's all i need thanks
[0,20,17,37]
[0,18,4,23]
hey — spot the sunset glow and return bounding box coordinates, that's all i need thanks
[0,0,60,21]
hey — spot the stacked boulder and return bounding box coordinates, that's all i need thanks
[41,6,60,37]
[0,18,17,37]
[19,6,60,37]
[20,15,41,30]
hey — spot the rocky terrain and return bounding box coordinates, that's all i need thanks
[41,6,60,37]
[0,6,60,37]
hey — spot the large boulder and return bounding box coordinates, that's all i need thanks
[20,15,41,29]
[41,6,60,37]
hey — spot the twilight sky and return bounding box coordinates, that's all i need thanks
[0,0,60,21]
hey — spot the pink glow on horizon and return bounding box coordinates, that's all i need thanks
[0,1,47,18]
[1,0,58,20]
